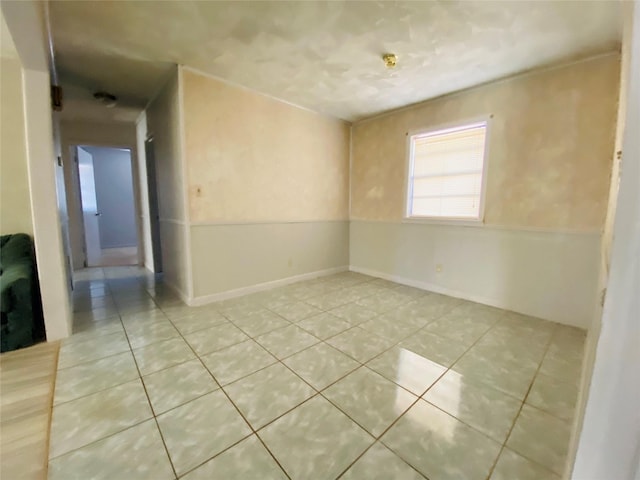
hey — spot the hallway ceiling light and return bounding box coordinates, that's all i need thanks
[93,91,117,108]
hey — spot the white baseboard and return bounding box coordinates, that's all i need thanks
[349,265,543,322]
[188,265,349,306]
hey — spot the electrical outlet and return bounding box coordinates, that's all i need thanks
[288,258,293,268]
[435,264,443,273]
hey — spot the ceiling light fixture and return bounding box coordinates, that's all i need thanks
[93,91,118,108]
[382,53,397,69]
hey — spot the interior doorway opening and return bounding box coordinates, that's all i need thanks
[75,145,139,267]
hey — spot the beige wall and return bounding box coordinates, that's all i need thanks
[135,112,155,272]
[178,68,351,300]
[351,54,620,231]
[182,68,350,223]
[146,68,191,298]
[602,36,631,270]
[349,54,620,328]
[149,70,187,223]
[60,119,137,145]
[0,56,33,235]
[191,222,349,299]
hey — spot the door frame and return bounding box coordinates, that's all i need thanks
[144,136,163,273]
[75,146,101,267]
[64,140,144,271]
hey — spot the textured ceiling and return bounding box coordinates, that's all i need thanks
[50,0,621,122]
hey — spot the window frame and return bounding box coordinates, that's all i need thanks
[404,115,492,225]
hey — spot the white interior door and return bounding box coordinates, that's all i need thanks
[77,147,102,267]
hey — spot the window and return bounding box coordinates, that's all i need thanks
[406,120,489,221]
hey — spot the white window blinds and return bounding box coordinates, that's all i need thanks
[407,121,488,219]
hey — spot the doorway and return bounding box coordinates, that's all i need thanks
[76,145,139,267]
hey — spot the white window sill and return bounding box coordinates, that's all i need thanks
[402,216,485,227]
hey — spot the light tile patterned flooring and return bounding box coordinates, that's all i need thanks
[49,267,585,479]
[94,246,138,267]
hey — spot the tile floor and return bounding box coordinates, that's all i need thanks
[48,266,585,479]
[93,246,139,267]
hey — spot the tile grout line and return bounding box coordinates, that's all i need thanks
[126,276,467,477]
[49,273,175,467]
[47,416,157,462]
[483,322,561,480]
[62,269,580,479]
[361,308,523,467]
[218,298,573,437]
[223,288,466,479]
[76,283,448,395]
[110,277,180,480]
[55,342,131,370]
[151,273,390,477]
[333,310,505,479]
[156,300,294,480]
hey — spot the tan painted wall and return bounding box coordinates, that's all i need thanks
[0,56,33,235]
[147,72,186,224]
[182,68,350,223]
[602,38,631,270]
[135,112,155,272]
[146,68,191,298]
[351,54,620,231]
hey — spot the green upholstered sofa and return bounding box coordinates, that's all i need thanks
[0,234,45,352]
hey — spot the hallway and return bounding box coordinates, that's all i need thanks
[48,267,584,479]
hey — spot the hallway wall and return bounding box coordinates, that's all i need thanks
[0,54,33,236]
[134,112,156,272]
[181,67,351,301]
[1,1,73,340]
[145,68,192,299]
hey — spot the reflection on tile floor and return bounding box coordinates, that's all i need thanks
[49,266,585,479]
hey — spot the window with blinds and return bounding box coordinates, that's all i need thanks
[406,120,488,220]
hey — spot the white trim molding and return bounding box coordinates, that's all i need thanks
[189,218,349,227]
[351,217,601,236]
